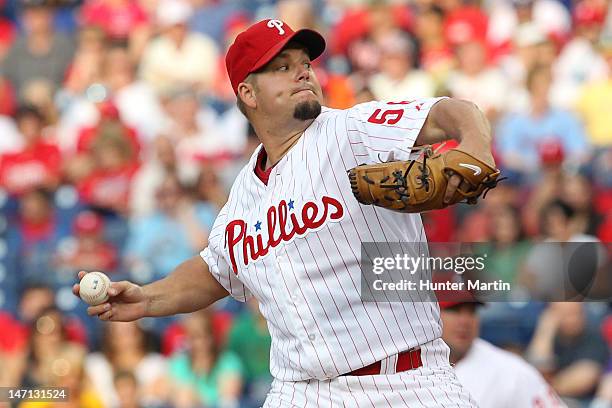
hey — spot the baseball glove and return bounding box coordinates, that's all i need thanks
[347,146,502,213]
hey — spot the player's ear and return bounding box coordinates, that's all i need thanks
[237,81,257,110]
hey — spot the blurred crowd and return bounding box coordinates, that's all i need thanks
[0,0,611,406]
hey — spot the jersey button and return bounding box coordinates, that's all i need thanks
[308,334,316,341]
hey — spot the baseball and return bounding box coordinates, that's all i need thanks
[79,272,111,306]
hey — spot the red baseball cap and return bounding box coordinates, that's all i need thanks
[97,100,120,120]
[573,1,606,27]
[539,139,565,165]
[434,276,484,309]
[74,211,104,235]
[225,19,326,95]
[438,290,484,310]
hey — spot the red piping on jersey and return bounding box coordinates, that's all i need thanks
[254,148,275,185]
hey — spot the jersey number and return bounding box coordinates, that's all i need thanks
[367,109,404,125]
[366,101,419,125]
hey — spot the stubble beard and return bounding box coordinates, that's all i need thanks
[293,100,322,121]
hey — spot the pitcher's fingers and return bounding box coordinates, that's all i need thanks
[108,280,130,297]
[87,303,111,316]
[99,309,113,321]
[444,174,462,204]
[72,284,80,297]
[77,271,87,280]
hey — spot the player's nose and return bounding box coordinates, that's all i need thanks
[296,65,310,82]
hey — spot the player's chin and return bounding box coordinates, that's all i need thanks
[293,99,322,121]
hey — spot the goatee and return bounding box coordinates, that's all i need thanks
[293,100,322,121]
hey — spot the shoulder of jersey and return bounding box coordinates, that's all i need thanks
[317,106,342,118]
[316,103,377,125]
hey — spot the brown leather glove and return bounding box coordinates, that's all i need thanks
[348,147,502,213]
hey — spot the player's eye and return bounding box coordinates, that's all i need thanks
[304,62,312,69]
[278,65,289,71]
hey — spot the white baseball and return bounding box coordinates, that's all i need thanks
[79,272,111,306]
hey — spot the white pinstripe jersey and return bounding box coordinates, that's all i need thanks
[201,97,446,381]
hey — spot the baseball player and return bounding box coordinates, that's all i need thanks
[440,297,566,407]
[75,19,498,406]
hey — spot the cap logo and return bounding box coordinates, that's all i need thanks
[267,19,285,35]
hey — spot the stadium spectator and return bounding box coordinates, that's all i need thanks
[19,307,86,387]
[541,198,600,242]
[80,0,148,42]
[129,136,177,217]
[85,321,169,408]
[445,38,510,121]
[481,204,530,285]
[0,288,87,389]
[75,101,140,157]
[413,5,454,79]
[113,370,144,408]
[0,105,61,195]
[194,164,227,212]
[520,199,608,301]
[15,285,89,345]
[551,0,608,109]
[18,284,55,323]
[139,0,218,95]
[158,87,233,185]
[368,31,436,101]
[60,25,107,100]
[487,0,571,52]
[562,172,603,237]
[226,299,272,407]
[55,210,119,274]
[79,0,150,58]
[71,102,140,214]
[102,46,167,143]
[168,309,243,408]
[330,2,412,58]
[9,189,67,285]
[576,36,612,147]
[528,303,609,405]
[440,0,488,49]
[59,45,166,151]
[495,65,590,176]
[125,174,216,280]
[520,142,566,235]
[1,0,74,98]
[20,77,60,128]
[20,340,104,408]
[496,23,557,111]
